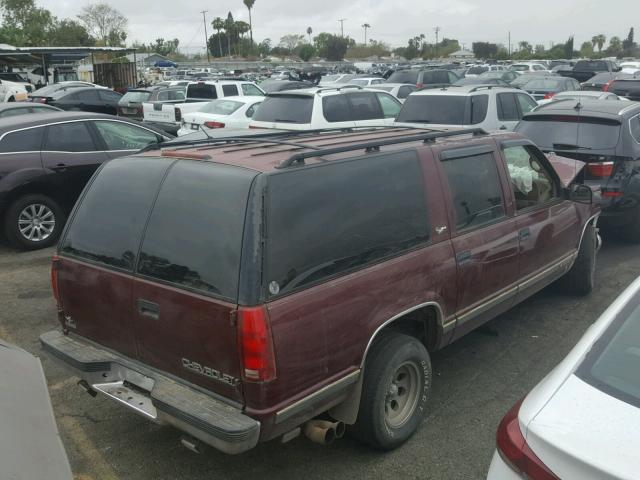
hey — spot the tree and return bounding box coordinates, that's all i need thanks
[257,38,271,56]
[77,2,127,46]
[243,0,255,48]
[592,34,606,53]
[580,41,594,58]
[224,12,234,57]
[325,34,350,60]
[362,23,370,45]
[564,35,574,59]
[306,26,312,43]
[212,17,225,58]
[0,0,56,46]
[534,44,546,56]
[623,27,637,56]
[279,34,304,52]
[298,44,314,61]
[151,38,180,56]
[472,42,498,59]
[50,19,94,46]
[606,36,622,57]
[235,21,250,55]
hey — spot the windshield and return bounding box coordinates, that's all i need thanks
[397,94,488,125]
[467,66,488,75]
[120,91,151,103]
[252,95,313,123]
[350,79,369,86]
[0,73,28,82]
[198,99,243,115]
[577,291,640,409]
[516,115,621,150]
[575,60,608,71]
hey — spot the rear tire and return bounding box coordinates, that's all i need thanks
[559,223,596,295]
[351,332,431,450]
[3,194,66,250]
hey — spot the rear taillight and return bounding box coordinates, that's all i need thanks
[237,306,276,382]
[51,255,60,307]
[174,107,182,122]
[496,400,560,480]
[416,82,424,89]
[603,80,614,92]
[602,189,623,197]
[204,121,225,129]
[543,92,556,100]
[586,161,614,178]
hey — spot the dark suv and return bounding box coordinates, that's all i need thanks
[41,127,598,455]
[0,112,169,250]
[516,100,640,240]
[386,68,460,89]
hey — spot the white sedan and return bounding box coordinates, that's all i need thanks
[177,96,264,136]
[487,275,640,480]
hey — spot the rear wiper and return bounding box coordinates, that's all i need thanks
[552,143,592,151]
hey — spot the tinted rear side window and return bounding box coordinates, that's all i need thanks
[60,157,173,270]
[137,161,256,299]
[187,83,216,99]
[441,152,505,230]
[252,95,313,124]
[497,93,519,121]
[346,92,383,120]
[222,84,239,96]
[45,122,96,152]
[387,70,419,84]
[0,127,44,152]
[266,151,429,296]
[397,95,487,125]
[322,95,351,122]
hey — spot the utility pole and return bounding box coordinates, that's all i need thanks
[434,26,441,58]
[201,10,210,63]
[338,18,347,37]
[508,31,511,58]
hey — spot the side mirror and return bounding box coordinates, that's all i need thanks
[569,184,593,204]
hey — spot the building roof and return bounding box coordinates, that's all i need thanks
[449,49,475,57]
[124,52,168,63]
[0,45,135,65]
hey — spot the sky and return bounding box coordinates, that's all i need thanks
[40,0,637,54]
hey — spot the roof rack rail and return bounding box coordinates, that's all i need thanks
[277,128,488,169]
[467,85,511,92]
[314,84,363,94]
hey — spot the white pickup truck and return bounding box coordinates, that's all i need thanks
[0,79,29,102]
[142,80,265,135]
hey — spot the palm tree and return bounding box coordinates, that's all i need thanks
[306,26,312,44]
[225,12,234,58]
[595,34,606,53]
[212,17,224,57]
[362,23,371,45]
[235,20,250,56]
[591,35,598,51]
[419,33,425,51]
[243,0,255,48]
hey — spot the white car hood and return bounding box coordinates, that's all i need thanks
[526,374,640,480]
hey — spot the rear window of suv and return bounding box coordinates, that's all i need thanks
[252,95,313,124]
[574,60,609,72]
[516,115,622,150]
[397,94,488,125]
[266,151,429,296]
[187,83,216,99]
[387,70,419,84]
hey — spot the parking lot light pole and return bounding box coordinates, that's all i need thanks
[338,18,347,37]
[201,10,210,64]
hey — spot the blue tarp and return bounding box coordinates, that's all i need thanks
[154,60,177,68]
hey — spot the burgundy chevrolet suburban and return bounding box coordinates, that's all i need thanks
[41,127,599,455]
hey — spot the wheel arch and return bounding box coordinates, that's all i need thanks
[329,301,444,425]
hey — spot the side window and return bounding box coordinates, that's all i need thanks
[241,84,264,96]
[267,151,429,295]
[78,89,99,102]
[222,84,239,96]
[503,145,558,210]
[497,93,519,121]
[60,158,173,270]
[98,90,120,102]
[0,127,44,152]
[94,121,160,151]
[371,79,384,85]
[157,90,170,101]
[447,71,458,83]
[346,92,384,120]
[45,122,96,152]
[630,115,640,143]
[398,85,415,99]
[137,161,256,299]
[441,152,505,230]
[245,102,262,118]
[516,94,537,115]
[322,95,351,122]
[470,94,489,124]
[0,107,31,118]
[376,93,402,118]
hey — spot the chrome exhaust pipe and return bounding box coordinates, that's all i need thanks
[303,420,345,445]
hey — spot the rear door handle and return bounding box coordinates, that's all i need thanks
[456,250,472,264]
[519,227,531,240]
[137,299,159,320]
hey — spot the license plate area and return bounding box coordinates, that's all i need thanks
[191,123,199,130]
